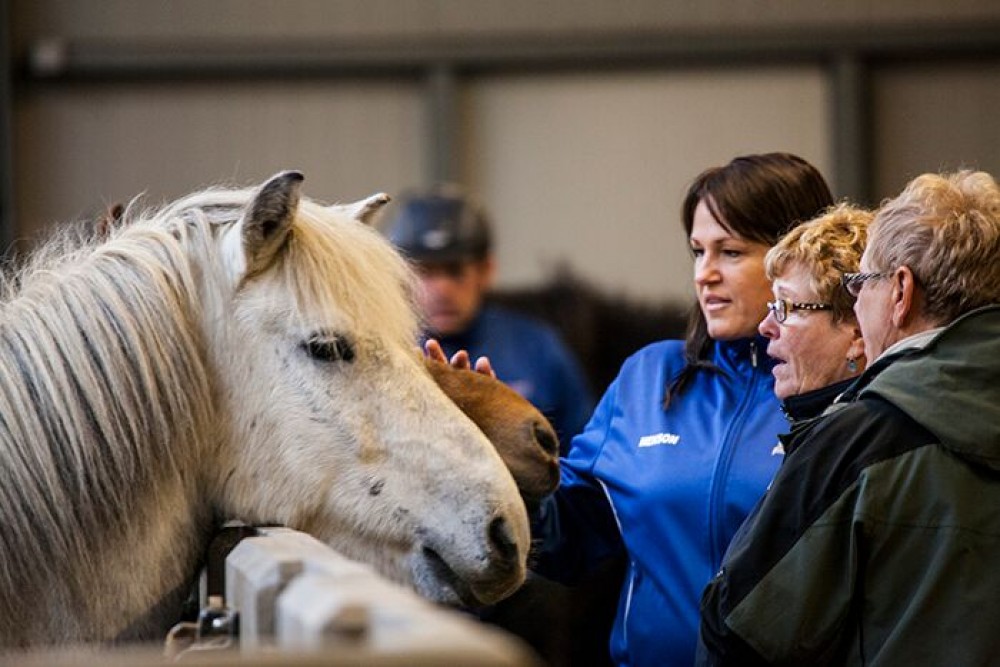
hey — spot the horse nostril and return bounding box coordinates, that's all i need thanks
[488,516,518,564]
[533,421,560,456]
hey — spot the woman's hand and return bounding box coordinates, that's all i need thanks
[424,339,496,378]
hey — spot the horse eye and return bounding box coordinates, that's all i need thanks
[302,335,355,363]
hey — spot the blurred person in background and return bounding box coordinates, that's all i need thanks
[384,184,594,450]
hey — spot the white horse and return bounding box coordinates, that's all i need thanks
[0,171,529,649]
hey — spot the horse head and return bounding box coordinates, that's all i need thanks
[189,172,529,608]
[328,191,562,505]
[0,172,537,649]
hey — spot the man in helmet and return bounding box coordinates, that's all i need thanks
[384,185,594,450]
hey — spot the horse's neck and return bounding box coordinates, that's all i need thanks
[0,482,215,647]
[0,232,222,646]
[98,498,217,643]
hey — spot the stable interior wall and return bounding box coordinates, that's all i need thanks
[14,80,427,237]
[872,58,1000,199]
[459,67,828,303]
[12,67,828,305]
[9,0,1000,305]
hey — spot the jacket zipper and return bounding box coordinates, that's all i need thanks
[707,341,760,569]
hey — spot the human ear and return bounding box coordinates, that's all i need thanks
[846,323,866,371]
[479,255,498,291]
[889,266,918,329]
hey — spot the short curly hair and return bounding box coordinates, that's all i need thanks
[865,170,1000,324]
[765,202,873,324]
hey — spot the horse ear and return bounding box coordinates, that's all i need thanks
[241,170,304,274]
[93,202,125,239]
[330,192,391,225]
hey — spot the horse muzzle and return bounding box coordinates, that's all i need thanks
[412,514,526,608]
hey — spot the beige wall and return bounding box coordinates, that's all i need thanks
[460,68,828,302]
[10,0,1000,304]
[873,60,1000,199]
[14,80,426,229]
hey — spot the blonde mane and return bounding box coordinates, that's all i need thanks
[277,198,421,350]
[0,217,214,636]
[0,173,529,647]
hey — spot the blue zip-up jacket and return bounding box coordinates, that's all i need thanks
[432,304,595,449]
[534,336,786,667]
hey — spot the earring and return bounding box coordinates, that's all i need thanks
[847,358,859,373]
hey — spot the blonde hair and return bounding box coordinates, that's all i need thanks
[765,202,873,324]
[867,170,1000,323]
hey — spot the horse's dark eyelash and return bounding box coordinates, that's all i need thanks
[302,336,355,363]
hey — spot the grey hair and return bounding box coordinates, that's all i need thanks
[867,170,1000,324]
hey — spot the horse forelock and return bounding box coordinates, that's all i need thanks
[0,214,215,624]
[146,186,420,346]
[273,200,421,349]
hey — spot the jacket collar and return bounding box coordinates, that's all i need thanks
[782,376,856,424]
[714,335,775,374]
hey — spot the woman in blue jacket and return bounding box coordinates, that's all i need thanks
[532,153,834,667]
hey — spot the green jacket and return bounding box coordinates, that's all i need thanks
[698,305,1000,666]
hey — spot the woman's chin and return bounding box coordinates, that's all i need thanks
[770,366,794,400]
[706,320,760,342]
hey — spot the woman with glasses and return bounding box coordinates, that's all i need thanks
[758,203,871,408]
[695,204,870,661]
[699,171,1000,665]
[528,153,833,667]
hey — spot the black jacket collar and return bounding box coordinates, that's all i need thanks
[782,376,857,424]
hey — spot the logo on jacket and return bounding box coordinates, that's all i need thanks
[638,432,680,447]
[771,442,785,456]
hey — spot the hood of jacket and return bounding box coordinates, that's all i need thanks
[862,305,1000,470]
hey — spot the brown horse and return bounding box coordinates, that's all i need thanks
[425,357,560,504]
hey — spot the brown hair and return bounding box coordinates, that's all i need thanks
[666,152,833,406]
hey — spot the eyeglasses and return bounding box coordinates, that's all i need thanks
[841,271,889,297]
[766,299,832,324]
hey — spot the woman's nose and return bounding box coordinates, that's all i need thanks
[694,257,719,285]
[759,310,779,339]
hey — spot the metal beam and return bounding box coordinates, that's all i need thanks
[13,21,1000,212]
[831,53,872,205]
[0,0,14,255]
[425,64,458,185]
[17,23,1000,82]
